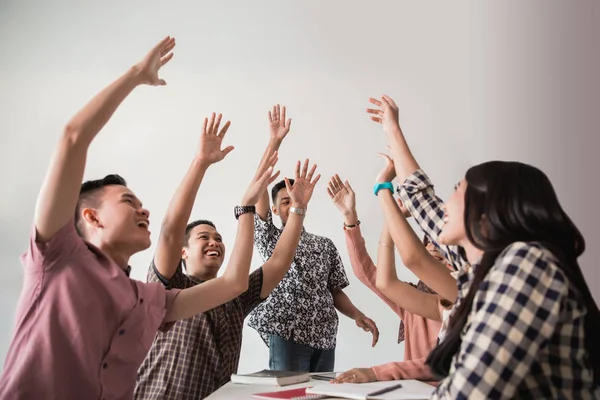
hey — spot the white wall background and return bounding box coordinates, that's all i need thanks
[0,0,597,376]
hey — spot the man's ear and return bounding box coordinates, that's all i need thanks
[271,205,279,216]
[82,207,102,228]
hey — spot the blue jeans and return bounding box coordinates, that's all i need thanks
[268,334,335,372]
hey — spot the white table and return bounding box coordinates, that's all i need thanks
[205,379,327,399]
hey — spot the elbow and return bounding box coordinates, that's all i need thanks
[375,278,392,293]
[62,124,87,147]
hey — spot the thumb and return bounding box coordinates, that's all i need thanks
[345,180,354,194]
[222,146,235,157]
[158,79,167,86]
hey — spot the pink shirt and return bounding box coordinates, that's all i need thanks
[0,221,180,400]
[344,226,441,382]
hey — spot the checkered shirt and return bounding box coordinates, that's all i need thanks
[134,261,264,400]
[399,169,600,398]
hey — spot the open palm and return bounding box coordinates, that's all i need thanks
[286,159,320,207]
[135,36,176,86]
[269,104,291,141]
[197,113,233,165]
[327,174,356,216]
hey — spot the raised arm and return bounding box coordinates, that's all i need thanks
[367,95,466,270]
[260,159,320,298]
[35,37,175,242]
[327,174,402,317]
[375,224,441,321]
[164,152,280,322]
[366,95,419,182]
[154,113,234,280]
[255,104,291,221]
[376,153,457,302]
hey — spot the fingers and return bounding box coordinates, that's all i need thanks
[377,152,392,163]
[329,177,340,192]
[276,104,281,120]
[207,113,215,135]
[306,163,317,182]
[267,170,281,185]
[284,177,292,193]
[301,159,309,178]
[160,36,176,55]
[272,105,277,120]
[327,187,335,199]
[334,174,344,190]
[382,94,398,108]
[371,116,382,124]
[212,113,223,135]
[221,145,235,158]
[328,180,339,196]
[285,118,292,130]
[366,108,383,116]
[259,166,275,184]
[332,371,352,384]
[345,180,354,194]
[368,97,382,107]
[268,110,273,123]
[311,174,321,186]
[202,117,208,135]
[294,160,301,179]
[281,106,286,123]
[218,120,231,139]
[160,52,174,66]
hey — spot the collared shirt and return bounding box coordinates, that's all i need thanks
[399,169,600,399]
[134,262,264,400]
[0,221,179,400]
[248,210,349,350]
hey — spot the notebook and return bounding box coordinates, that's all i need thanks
[231,370,311,386]
[305,380,434,399]
[252,387,327,400]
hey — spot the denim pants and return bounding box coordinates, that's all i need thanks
[268,334,335,372]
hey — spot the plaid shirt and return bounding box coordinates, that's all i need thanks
[134,261,264,400]
[399,169,600,399]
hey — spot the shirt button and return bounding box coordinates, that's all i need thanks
[103,363,108,369]
[140,298,144,304]
[119,329,125,335]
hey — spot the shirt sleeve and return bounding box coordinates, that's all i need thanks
[397,169,467,271]
[253,209,281,262]
[327,239,350,290]
[431,242,567,399]
[238,267,265,316]
[21,220,87,272]
[146,258,189,289]
[345,225,403,318]
[372,357,436,382]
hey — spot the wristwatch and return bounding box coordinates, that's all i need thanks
[289,206,307,216]
[234,205,256,220]
[373,182,394,196]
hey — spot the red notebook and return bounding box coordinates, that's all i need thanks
[253,387,325,400]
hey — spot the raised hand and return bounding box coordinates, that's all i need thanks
[196,113,234,165]
[285,159,321,208]
[331,367,377,384]
[134,36,176,86]
[327,174,356,217]
[376,152,396,183]
[355,313,380,347]
[367,94,400,135]
[269,104,292,142]
[242,152,281,206]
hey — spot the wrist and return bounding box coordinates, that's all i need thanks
[240,196,255,207]
[343,211,359,226]
[126,65,146,86]
[268,137,283,149]
[291,202,307,209]
[191,157,211,170]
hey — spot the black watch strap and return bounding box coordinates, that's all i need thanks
[234,205,256,220]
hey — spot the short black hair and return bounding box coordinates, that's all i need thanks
[184,219,217,246]
[271,178,294,204]
[75,174,127,237]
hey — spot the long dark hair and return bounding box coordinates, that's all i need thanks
[426,161,600,384]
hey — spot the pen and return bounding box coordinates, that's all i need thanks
[366,382,403,398]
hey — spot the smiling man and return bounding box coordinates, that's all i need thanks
[134,112,321,400]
